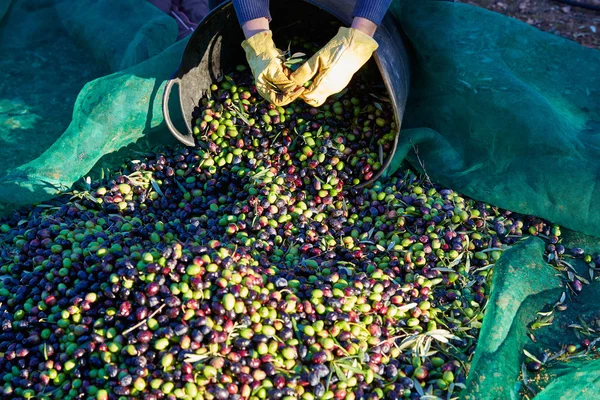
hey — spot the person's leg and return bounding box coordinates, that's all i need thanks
[148,0,196,39]
[148,0,228,40]
[208,0,227,11]
[147,0,173,14]
[180,0,210,23]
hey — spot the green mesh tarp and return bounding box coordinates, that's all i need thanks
[384,3,600,398]
[386,1,600,240]
[1,0,599,399]
[0,0,183,212]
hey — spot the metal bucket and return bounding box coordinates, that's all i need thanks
[162,0,410,187]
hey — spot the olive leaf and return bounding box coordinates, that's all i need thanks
[183,353,211,363]
[474,263,495,273]
[521,362,529,386]
[547,348,567,362]
[414,378,425,396]
[521,362,537,396]
[333,363,345,381]
[366,227,375,239]
[446,383,456,400]
[332,88,349,100]
[446,252,464,269]
[536,310,554,317]
[576,274,590,284]
[336,362,364,376]
[150,178,164,197]
[283,57,305,65]
[370,93,391,103]
[561,259,577,272]
[426,329,459,344]
[433,267,457,273]
[396,303,418,313]
[480,247,505,253]
[224,75,235,85]
[523,349,544,364]
[229,101,252,126]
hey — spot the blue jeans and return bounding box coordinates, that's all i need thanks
[208,0,227,10]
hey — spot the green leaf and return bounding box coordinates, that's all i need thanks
[369,93,391,103]
[183,354,210,364]
[523,349,544,364]
[531,321,553,330]
[175,179,188,194]
[433,267,457,273]
[470,321,483,329]
[396,303,418,313]
[426,329,458,340]
[336,363,365,375]
[284,58,305,65]
[230,101,252,126]
[150,179,164,197]
[414,378,425,396]
[332,88,349,100]
[399,334,419,350]
[521,362,529,386]
[447,383,455,400]
[334,363,345,381]
[446,252,464,269]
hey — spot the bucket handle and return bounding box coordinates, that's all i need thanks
[162,78,196,147]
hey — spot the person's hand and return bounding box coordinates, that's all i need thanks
[291,23,378,107]
[241,29,304,106]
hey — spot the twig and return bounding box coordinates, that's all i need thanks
[410,138,432,186]
[123,304,166,336]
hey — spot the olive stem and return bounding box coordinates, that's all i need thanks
[122,303,166,336]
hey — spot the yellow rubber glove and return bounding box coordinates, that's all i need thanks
[241,31,304,106]
[291,27,378,107]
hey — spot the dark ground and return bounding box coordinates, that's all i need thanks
[463,0,600,49]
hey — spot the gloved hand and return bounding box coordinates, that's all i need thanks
[291,27,378,107]
[241,30,304,106]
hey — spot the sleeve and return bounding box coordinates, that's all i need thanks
[232,0,271,25]
[352,0,393,26]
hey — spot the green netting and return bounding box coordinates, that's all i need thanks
[382,3,600,398]
[460,235,599,399]
[462,233,600,400]
[385,1,600,239]
[0,0,183,213]
[0,1,599,398]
